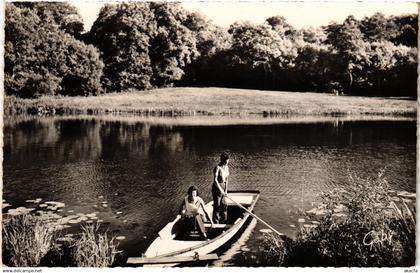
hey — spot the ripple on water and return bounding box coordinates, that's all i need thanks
[212,218,257,267]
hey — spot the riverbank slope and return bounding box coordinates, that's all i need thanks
[4,87,417,117]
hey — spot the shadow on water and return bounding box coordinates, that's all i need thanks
[3,116,416,266]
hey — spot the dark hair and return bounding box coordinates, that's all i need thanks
[188,185,198,196]
[220,152,229,163]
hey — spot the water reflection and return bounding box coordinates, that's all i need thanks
[3,117,416,261]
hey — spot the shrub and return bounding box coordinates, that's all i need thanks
[2,214,57,267]
[263,170,416,266]
[5,3,104,98]
[70,224,118,267]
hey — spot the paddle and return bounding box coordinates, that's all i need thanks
[223,194,284,237]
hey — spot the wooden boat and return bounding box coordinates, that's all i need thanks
[127,190,260,266]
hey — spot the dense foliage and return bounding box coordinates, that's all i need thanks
[4,2,417,98]
[87,2,199,91]
[262,171,416,267]
[5,3,103,97]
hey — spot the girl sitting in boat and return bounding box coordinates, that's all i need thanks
[179,186,214,240]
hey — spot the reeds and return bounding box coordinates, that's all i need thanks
[70,224,118,267]
[263,170,416,266]
[2,214,120,267]
[2,214,57,266]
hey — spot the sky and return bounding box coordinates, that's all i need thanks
[72,1,418,31]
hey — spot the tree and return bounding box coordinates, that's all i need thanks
[301,26,327,44]
[266,16,295,37]
[360,13,398,42]
[88,3,155,91]
[13,2,84,36]
[326,16,370,93]
[367,41,402,93]
[184,11,230,59]
[148,3,199,86]
[229,22,297,69]
[5,3,103,97]
[88,2,200,90]
[180,12,231,86]
[392,14,417,47]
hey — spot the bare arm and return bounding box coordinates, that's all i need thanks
[199,198,214,224]
[213,166,226,195]
[225,167,229,194]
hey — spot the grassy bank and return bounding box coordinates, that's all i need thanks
[4,87,417,117]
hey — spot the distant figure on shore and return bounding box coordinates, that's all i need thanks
[212,152,230,223]
[179,186,213,239]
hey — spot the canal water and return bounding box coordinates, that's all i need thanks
[3,116,416,266]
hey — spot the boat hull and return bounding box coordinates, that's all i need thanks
[141,190,260,266]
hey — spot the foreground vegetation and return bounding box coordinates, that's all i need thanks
[262,170,416,267]
[2,215,118,267]
[4,87,416,117]
[5,2,417,98]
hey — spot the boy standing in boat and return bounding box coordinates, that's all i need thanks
[212,152,230,224]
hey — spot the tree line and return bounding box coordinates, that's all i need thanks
[5,2,417,98]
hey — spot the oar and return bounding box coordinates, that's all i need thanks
[224,194,284,237]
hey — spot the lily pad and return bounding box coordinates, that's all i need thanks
[57,237,73,242]
[45,201,65,208]
[306,208,328,215]
[333,204,347,213]
[333,213,347,218]
[259,229,272,233]
[7,207,35,216]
